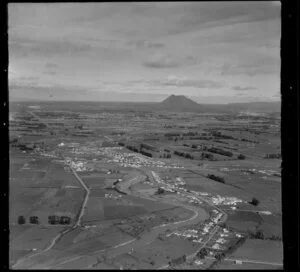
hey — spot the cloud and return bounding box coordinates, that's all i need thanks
[232,85,257,91]
[143,53,201,68]
[221,56,280,77]
[45,62,58,68]
[9,36,92,57]
[43,71,57,75]
[127,40,164,49]
[160,75,223,89]
[18,76,39,82]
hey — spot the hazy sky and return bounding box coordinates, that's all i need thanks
[8,2,281,103]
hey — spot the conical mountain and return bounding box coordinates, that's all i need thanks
[160,95,200,111]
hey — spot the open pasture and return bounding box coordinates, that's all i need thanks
[183,176,251,201]
[118,236,195,269]
[53,225,132,256]
[82,193,182,223]
[226,210,263,224]
[10,185,84,225]
[216,260,283,270]
[229,239,283,263]
[10,225,65,251]
[81,177,106,188]
[10,187,48,223]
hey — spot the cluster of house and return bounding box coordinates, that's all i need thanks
[104,150,183,169]
[211,195,243,206]
[221,167,280,178]
[210,227,243,252]
[150,172,208,206]
[167,209,226,245]
[175,177,186,185]
[40,151,58,158]
[64,159,93,172]
[104,193,122,199]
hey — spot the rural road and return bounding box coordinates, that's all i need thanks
[27,111,51,129]
[69,166,91,227]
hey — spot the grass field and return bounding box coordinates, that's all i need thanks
[229,239,283,263]
[10,225,66,251]
[216,261,283,270]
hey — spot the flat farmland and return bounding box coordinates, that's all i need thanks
[9,249,32,267]
[10,225,66,251]
[226,210,263,224]
[216,261,283,270]
[81,197,105,222]
[82,193,187,223]
[80,176,106,188]
[10,188,48,223]
[113,236,196,270]
[53,225,132,255]
[183,176,252,201]
[228,239,283,263]
[10,156,85,228]
[238,143,280,158]
[10,186,84,225]
[82,196,152,223]
[10,159,81,189]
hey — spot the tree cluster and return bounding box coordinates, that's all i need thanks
[207,147,233,157]
[249,197,260,206]
[140,150,152,157]
[241,138,259,144]
[182,132,198,136]
[214,236,247,262]
[126,145,139,153]
[18,215,40,225]
[201,152,214,160]
[196,247,209,259]
[238,154,246,160]
[156,187,165,195]
[174,150,194,159]
[48,215,71,225]
[164,132,180,137]
[140,143,156,151]
[168,255,186,267]
[160,153,171,159]
[207,174,225,184]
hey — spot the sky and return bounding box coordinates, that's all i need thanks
[8,1,281,103]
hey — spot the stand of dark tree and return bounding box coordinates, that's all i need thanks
[140,150,152,157]
[207,174,225,184]
[201,152,214,160]
[140,143,156,151]
[174,150,194,159]
[207,147,233,157]
[249,197,260,206]
[168,255,186,267]
[238,154,246,160]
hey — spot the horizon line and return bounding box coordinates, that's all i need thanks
[9,99,281,105]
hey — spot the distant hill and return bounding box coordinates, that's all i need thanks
[160,95,201,111]
[198,101,281,114]
[227,101,281,113]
